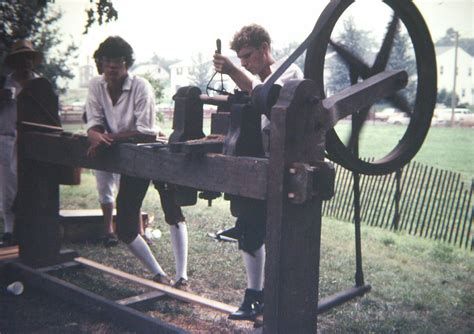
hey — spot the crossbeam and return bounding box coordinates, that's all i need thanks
[20,131,268,200]
[75,257,238,314]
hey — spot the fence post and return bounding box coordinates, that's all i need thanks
[392,169,402,231]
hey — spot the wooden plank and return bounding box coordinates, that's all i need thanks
[60,209,107,217]
[0,253,18,261]
[75,257,238,314]
[116,290,167,306]
[20,132,268,200]
[5,261,186,334]
[0,246,19,256]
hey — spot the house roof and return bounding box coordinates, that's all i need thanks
[130,63,169,77]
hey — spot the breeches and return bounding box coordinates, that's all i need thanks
[115,175,185,243]
[235,199,266,254]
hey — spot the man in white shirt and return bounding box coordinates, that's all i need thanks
[213,24,303,320]
[86,36,189,289]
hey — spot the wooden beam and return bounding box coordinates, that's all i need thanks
[0,246,19,256]
[5,261,186,334]
[0,253,18,261]
[264,79,325,333]
[75,257,238,314]
[20,132,268,200]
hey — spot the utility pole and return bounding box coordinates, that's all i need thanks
[450,31,459,127]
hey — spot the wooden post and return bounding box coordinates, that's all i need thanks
[264,79,325,333]
[15,78,62,267]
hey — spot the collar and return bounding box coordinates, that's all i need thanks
[100,73,133,91]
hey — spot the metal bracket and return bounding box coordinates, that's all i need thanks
[287,162,335,204]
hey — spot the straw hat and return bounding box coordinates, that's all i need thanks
[5,39,43,67]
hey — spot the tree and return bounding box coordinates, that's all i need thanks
[436,28,474,57]
[189,53,212,93]
[150,53,180,73]
[1,2,77,93]
[326,16,375,95]
[437,88,459,107]
[387,26,417,108]
[273,42,306,72]
[140,72,165,103]
[140,71,166,122]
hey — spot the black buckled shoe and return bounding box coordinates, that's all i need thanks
[229,288,264,321]
[173,277,192,292]
[103,233,118,248]
[152,273,171,285]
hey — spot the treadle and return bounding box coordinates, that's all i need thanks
[75,256,239,314]
[0,245,19,261]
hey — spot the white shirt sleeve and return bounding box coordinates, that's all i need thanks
[133,78,159,136]
[85,77,107,131]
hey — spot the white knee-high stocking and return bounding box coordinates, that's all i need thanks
[127,235,166,276]
[169,222,188,280]
[242,245,265,291]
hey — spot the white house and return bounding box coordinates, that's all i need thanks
[436,46,474,105]
[169,59,196,93]
[130,62,169,82]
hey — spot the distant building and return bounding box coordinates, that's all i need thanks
[436,46,474,105]
[169,59,195,92]
[79,63,94,88]
[130,62,169,81]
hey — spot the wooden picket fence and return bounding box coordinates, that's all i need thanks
[322,161,473,250]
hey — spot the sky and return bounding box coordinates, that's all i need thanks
[51,0,473,66]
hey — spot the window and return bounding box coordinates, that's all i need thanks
[469,68,472,77]
[461,89,465,97]
[440,66,444,75]
[176,67,183,75]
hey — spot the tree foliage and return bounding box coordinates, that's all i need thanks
[325,16,416,109]
[190,53,212,93]
[387,24,417,107]
[436,28,474,57]
[0,1,78,93]
[273,42,305,72]
[0,0,118,93]
[437,88,459,107]
[150,53,180,73]
[326,16,375,94]
[84,0,118,34]
[140,72,165,103]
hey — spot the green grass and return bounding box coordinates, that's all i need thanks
[334,123,473,181]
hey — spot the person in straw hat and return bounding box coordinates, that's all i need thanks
[0,39,43,246]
